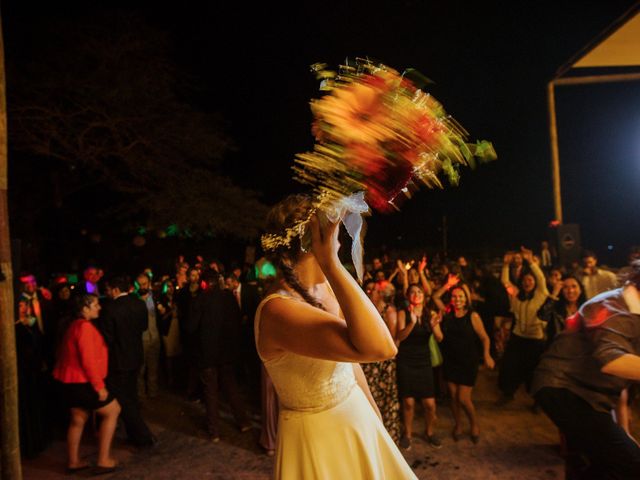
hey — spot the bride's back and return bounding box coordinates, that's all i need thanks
[255,293,356,413]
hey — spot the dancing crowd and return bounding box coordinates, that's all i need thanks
[13,241,640,475]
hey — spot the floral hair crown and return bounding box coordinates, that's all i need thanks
[260,196,322,252]
[261,58,496,280]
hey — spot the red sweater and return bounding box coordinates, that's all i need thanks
[53,318,108,392]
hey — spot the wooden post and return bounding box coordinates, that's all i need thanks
[547,73,640,226]
[547,81,563,224]
[0,9,23,480]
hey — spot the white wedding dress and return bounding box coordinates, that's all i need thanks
[255,293,417,479]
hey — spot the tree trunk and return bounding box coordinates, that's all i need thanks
[0,9,23,480]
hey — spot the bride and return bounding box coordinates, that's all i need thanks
[255,194,417,479]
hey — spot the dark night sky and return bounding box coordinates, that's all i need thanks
[5,1,640,266]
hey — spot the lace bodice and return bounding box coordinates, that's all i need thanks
[255,294,356,413]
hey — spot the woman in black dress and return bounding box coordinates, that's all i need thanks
[434,284,494,443]
[396,284,443,450]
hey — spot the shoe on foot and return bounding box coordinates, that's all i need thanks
[452,429,462,442]
[426,434,442,449]
[66,463,91,474]
[209,435,220,443]
[471,434,480,444]
[92,465,117,476]
[399,436,412,451]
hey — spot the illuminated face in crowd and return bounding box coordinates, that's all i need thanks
[372,258,383,271]
[407,268,419,285]
[58,286,71,301]
[583,256,597,270]
[512,253,523,267]
[562,278,582,304]
[18,300,30,318]
[450,287,468,312]
[364,281,376,299]
[82,298,101,320]
[521,273,536,293]
[373,280,394,304]
[106,284,126,299]
[84,267,102,284]
[548,269,562,287]
[225,277,239,291]
[21,276,38,294]
[188,269,200,285]
[407,286,425,306]
[378,283,396,304]
[137,275,151,291]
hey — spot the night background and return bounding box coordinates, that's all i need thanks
[4,0,640,277]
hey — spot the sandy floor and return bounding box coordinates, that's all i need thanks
[22,367,639,479]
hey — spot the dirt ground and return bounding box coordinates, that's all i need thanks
[22,367,639,479]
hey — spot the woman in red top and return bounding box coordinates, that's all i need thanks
[53,294,120,474]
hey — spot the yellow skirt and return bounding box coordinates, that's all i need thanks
[274,386,417,480]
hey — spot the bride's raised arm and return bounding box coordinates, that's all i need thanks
[259,215,397,363]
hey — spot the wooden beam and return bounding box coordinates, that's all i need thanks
[554,72,640,86]
[547,81,563,224]
[0,8,23,480]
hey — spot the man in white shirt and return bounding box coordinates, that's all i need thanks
[579,250,618,300]
[540,241,553,272]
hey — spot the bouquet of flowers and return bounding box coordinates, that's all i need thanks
[262,58,496,280]
[294,58,496,212]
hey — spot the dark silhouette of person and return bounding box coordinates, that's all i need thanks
[186,270,250,442]
[99,275,155,447]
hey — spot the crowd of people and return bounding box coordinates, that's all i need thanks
[15,261,262,473]
[13,237,640,476]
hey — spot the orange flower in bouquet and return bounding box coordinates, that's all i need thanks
[263,58,496,279]
[294,58,495,213]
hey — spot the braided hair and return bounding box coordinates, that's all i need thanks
[266,194,325,310]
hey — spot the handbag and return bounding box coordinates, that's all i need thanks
[428,334,443,367]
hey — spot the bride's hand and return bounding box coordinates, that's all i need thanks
[309,214,340,268]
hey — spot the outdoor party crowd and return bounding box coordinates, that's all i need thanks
[13,242,640,474]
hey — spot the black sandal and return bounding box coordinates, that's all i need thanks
[92,465,117,476]
[66,464,91,474]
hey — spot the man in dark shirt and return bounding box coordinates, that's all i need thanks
[225,273,262,409]
[532,260,640,478]
[175,267,203,399]
[185,271,250,442]
[100,276,155,447]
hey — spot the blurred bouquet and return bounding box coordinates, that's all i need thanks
[293,58,496,213]
[262,58,496,281]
